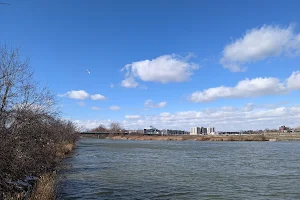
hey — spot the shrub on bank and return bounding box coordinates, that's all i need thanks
[0,45,79,199]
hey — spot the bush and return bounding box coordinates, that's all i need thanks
[0,45,79,198]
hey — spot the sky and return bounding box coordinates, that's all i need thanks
[1,0,300,131]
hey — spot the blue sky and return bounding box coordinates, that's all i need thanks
[1,0,300,131]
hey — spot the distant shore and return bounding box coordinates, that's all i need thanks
[81,133,300,141]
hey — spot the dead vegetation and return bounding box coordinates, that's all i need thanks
[0,45,78,199]
[28,174,55,200]
[106,134,268,141]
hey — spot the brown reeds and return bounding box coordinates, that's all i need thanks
[29,174,55,200]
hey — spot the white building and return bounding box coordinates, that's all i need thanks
[190,126,216,135]
[190,127,201,135]
[207,127,215,135]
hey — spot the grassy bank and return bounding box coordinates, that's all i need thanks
[29,143,76,200]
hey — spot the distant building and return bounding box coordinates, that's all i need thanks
[144,126,161,135]
[190,126,215,135]
[279,125,286,132]
[162,129,188,135]
[207,127,215,135]
[201,127,207,135]
[190,127,201,135]
[127,130,144,134]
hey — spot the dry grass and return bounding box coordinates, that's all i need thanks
[29,143,75,200]
[29,174,55,200]
[107,134,269,141]
[56,143,75,158]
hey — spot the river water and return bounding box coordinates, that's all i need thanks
[57,138,300,200]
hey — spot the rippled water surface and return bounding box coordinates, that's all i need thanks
[57,138,300,200]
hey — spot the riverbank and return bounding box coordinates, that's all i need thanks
[1,141,77,200]
[29,142,76,200]
[108,134,268,141]
[0,45,79,200]
[81,133,300,141]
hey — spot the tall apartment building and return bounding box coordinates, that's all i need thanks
[201,127,207,135]
[190,127,201,135]
[207,127,215,134]
[190,126,216,135]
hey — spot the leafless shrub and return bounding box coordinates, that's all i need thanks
[0,45,78,198]
[90,124,108,132]
[109,122,122,134]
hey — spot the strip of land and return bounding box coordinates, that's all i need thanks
[81,133,300,141]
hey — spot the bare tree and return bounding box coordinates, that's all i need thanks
[90,124,108,132]
[0,45,57,132]
[0,45,78,198]
[109,122,122,133]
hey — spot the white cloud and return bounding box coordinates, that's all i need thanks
[73,119,112,131]
[144,99,167,108]
[287,71,300,90]
[190,71,300,102]
[74,104,300,131]
[91,106,101,110]
[243,103,254,112]
[109,105,121,111]
[125,115,140,119]
[77,101,85,106]
[121,54,198,87]
[110,83,114,88]
[160,112,171,117]
[90,94,107,100]
[121,77,139,88]
[58,90,90,100]
[221,25,300,72]
[58,90,107,100]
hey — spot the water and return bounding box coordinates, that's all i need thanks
[57,138,300,200]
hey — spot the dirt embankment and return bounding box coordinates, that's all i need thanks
[102,133,300,142]
[106,134,268,141]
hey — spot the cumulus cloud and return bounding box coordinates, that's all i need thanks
[125,115,140,119]
[121,54,198,87]
[58,90,90,100]
[74,104,300,131]
[221,25,300,72]
[287,71,300,90]
[58,90,107,101]
[109,105,121,111]
[190,71,300,102]
[90,94,107,100]
[73,119,112,131]
[121,77,139,88]
[91,106,101,110]
[144,99,167,108]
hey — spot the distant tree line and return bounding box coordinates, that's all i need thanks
[0,45,79,198]
[90,122,127,134]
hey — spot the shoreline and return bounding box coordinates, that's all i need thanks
[81,133,300,141]
[1,142,77,200]
[29,142,77,200]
